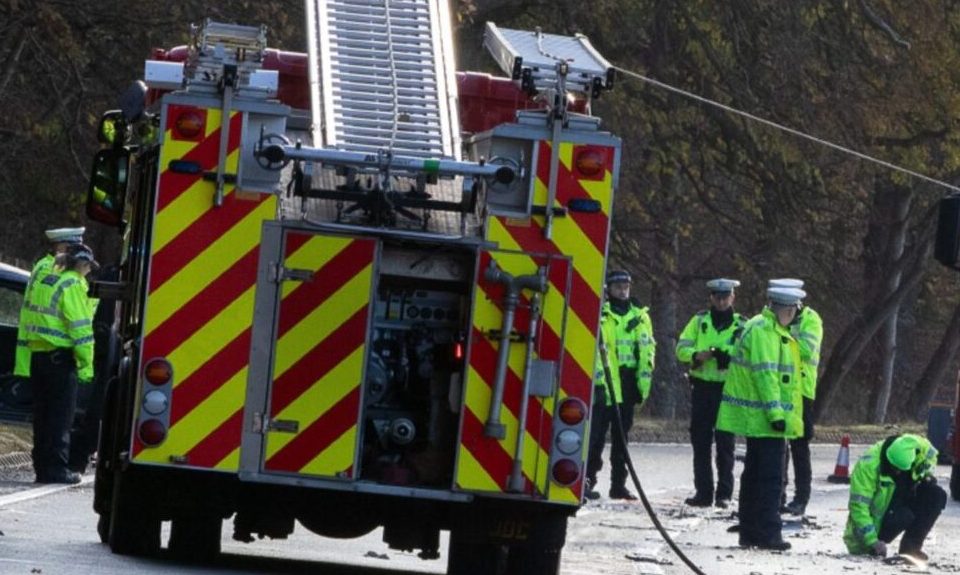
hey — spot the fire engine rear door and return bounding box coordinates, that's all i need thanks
[246,224,377,480]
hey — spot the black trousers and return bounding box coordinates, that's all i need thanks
[738,437,786,546]
[586,387,637,490]
[878,479,947,552]
[690,378,735,500]
[784,397,814,504]
[31,348,79,481]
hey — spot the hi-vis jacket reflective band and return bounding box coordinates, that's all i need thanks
[22,269,94,380]
[843,435,938,554]
[457,141,616,505]
[676,310,745,383]
[716,308,803,439]
[14,253,56,378]
[133,105,277,470]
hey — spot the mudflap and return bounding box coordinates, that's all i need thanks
[447,501,568,575]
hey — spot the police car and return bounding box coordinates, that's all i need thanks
[0,261,30,420]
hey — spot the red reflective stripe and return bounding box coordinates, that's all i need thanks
[536,142,609,253]
[469,326,552,455]
[491,222,600,330]
[183,408,244,468]
[270,308,367,414]
[170,330,251,425]
[458,409,532,493]
[157,112,243,212]
[265,386,360,472]
[149,193,269,292]
[144,247,258,358]
[276,240,375,336]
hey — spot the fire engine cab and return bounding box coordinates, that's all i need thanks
[86,1,621,572]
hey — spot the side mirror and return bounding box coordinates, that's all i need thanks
[97,110,126,146]
[86,148,129,227]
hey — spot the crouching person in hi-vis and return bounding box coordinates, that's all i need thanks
[716,286,805,551]
[843,434,946,564]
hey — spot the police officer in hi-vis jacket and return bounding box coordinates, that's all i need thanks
[585,270,655,501]
[676,278,744,509]
[717,285,806,551]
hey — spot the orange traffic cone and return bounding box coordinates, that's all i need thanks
[827,434,851,484]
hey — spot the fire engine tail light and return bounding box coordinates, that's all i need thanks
[551,458,580,486]
[139,418,167,446]
[142,390,168,416]
[574,147,605,178]
[558,398,586,425]
[144,358,173,386]
[174,109,204,139]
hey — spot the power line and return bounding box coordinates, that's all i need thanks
[613,65,960,194]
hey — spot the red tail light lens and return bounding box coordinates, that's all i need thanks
[139,419,167,446]
[144,358,173,386]
[175,109,204,139]
[574,148,605,178]
[558,398,586,425]
[551,459,580,486]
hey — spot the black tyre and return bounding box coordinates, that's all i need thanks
[951,463,959,502]
[107,471,161,557]
[168,514,222,561]
[96,513,110,544]
[506,545,562,575]
[447,529,506,575]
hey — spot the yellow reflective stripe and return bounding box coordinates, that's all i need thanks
[136,367,247,464]
[266,347,364,457]
[215,448,240,472]
[534,180,604,287]
[146,198,276,334]
[279,235,352,299]
[579,171,614,214]
[272,267,371,378]
[457,446,501,492]
[301,426,357,476]
[168,286,256,384]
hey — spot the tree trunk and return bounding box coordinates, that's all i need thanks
[649,171,683,420]
[814,238,932,421]
[908,300,960,420]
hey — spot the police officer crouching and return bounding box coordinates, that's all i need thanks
[24,243,98,484]
[585,270,655,501]
[676,278,744,508]
[844,433,946,563]
[717,285,806,551]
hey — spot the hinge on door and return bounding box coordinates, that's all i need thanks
[251,412,299,434]
[269,262,315,284]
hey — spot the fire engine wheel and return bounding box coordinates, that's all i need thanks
[168,515,223,561]
[446,531,507,575]
[107,473,161,556]
[951,463,959,502]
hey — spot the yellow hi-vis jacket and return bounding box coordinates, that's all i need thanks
[793,306,823,399]
[22,269,95,381]
[593,301,655,405]
[675,309,745,383]
[594,309,622,405]
[14,253,56,377]
[716,308,803,439]
[843,435,938,554]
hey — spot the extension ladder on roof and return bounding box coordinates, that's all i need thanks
[305,0,461,160]
[482,22,614,99]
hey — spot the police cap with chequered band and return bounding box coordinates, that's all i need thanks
[606,270,632,285]
[706,278,740,295]
[44,227,85,244]
[767,286,806,306]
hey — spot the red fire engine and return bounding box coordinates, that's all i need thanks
[85,5,620,572]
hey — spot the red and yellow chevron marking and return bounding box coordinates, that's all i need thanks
[133,104,277,471]
[457,140,616,504]
[263,233,375,477]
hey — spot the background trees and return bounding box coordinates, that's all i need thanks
[2,0,958,422]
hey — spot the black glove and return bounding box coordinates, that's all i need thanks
[713,349,731,369]
[770,420,786,432]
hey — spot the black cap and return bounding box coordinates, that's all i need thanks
[67,243,100,270]
[606,270,632,285]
